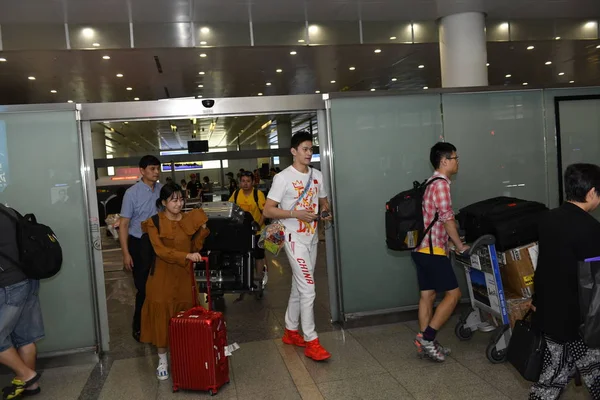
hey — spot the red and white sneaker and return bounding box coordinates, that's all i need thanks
[282,329,306,347]
[304,338,331,361]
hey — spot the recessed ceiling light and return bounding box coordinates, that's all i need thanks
[116,73,123,78]
[500,22,509,29]
[315,90,321,94]
[555,36,561,40]
[0,58,6,62]
[28,76,35,80]
[197,95,203,98]
[290,51,297,55]
[276,69,282,73]
[585,21,597,28]
[200,41,207,45]
[92,43,100,47]
[505,74,512,78]
[522,82,528,86]
[390,36,397,40]
[558,72,565,76]
[545,61,552,65]
[391,78,397,81]
[201,27,210,34]
[126,87,133,90]
[199,53,207,58]
[423,86,429,90]
[134,97,140,101]
[258,93,263,96]
[527,45,534,50]
[486,63,490,66]
[124,122,128,124]
[50,89,57,93]
[418,65,425,69]
[199,71,205,75]
[349,66,356,71]
[569,80,575,84]
[198,84,204,88]
[102,55,110,60]
[374,49,382,53]
[370,88,376,92]
[308,25,319,34]
[266,82,272,86]
[67,100,73,103]
[298,39,305,43]
[597,45,600,49]
[330,80,336,84]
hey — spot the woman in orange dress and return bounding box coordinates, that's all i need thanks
[140,183,210,381]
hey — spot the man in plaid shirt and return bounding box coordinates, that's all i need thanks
[412,142,469,362]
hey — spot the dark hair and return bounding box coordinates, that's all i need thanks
[139,155,161,169]
[156,183,183,209]
[291,131,312,149]
[564,163,600,203]
[180,179,186,184]
[203,176,210,182]
[430,142,457,169]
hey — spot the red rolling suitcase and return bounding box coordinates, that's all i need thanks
[169,257,230,395]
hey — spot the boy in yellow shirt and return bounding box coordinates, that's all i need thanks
[229,171,268,287]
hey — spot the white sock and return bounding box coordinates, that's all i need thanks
[158,353,168,366]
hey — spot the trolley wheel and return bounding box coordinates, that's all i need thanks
[210,389,217,396]
[454,321,474,341]
[486,341,507,364]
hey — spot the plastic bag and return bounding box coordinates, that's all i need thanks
[258,222,286,255]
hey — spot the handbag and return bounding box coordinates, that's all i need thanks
[259,168,313,255]
[506,309,546,382]
[579,258,600,348]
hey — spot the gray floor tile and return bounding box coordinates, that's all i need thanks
[155,376,237,400]
[317,372,414,400]
[98,356,158,400]
[241,387,302,400]
[296,330,386,384]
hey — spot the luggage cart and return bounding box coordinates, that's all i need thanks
[452,234,511,364]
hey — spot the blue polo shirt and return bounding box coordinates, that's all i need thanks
[120,180,162,238]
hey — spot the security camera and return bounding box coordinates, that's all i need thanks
[202,99,215,108]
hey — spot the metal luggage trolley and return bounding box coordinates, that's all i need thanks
[452,234,511,364]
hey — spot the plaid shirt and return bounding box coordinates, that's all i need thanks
[416,172,455,254]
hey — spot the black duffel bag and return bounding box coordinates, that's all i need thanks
[507,310,546,382]
[579,257,600,348]
[457,197,548,251]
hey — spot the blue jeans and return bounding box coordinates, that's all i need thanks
[0,279,45,353]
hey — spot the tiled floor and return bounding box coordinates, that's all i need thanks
[0,230,594,399]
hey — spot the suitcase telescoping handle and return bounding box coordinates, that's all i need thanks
[189,256,212,311]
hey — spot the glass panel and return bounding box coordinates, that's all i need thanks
[0,110,96,353]
[441,91,548,210]
[69,24,130,49]
[330,94,445,313]
[557,98,600,219]
[486,21,510,42]
[2,24,67,51]
[135,23,193,48]
[362,22,413,44]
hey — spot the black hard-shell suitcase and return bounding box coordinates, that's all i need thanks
[458,197,548,251]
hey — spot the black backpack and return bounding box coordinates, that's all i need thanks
[385,177,444,252]
[0,206,63,279]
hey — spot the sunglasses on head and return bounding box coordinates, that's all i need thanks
[241,171,254,177]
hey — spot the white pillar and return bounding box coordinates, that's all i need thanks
[276,117,293,168]
[439,12,488,88]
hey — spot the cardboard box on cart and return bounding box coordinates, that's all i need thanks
[497,243,538,298]
[505,291,533,328]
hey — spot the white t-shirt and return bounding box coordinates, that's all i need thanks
[267,166,328,244]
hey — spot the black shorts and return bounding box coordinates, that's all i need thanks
[411,252,459,293]
[254,235,265,260]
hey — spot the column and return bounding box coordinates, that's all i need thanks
[256,133,270,171]
[439,12,488,88]
[276,116,293,168]
[92,125,108,178]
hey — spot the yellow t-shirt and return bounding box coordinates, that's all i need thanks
[417,246,447,256]
[229,189,266,229]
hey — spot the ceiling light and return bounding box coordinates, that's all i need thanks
[50,89,57,93]
[569,80,575,84]
[527,45,534,50]
[349,66,356,71]
[116,73,123,78]
[266,82,272,86]
[200,41,207,45]
[390,36,397,40]
[298,39,305,43]
[505,74,512,78]
[0,58,6,62]
[126,87,133,90]
[315,90,321,94]
[555,36,561,40]
[330,80,336,84]
[585,21,597,28]
[258,93,263,96]
[290,51,297,55]
[423,86,429,90]
[82,28,94,38]
[370,88,376,92]
[199,71,205,75]
[28,76,35,80]
[134,97,140,101]
[197,95,202,98]
[102,55,110,60]
[391,78,397,82]
[200,53,207,58]
[200,27,210,34]
[67,100,73,103]
[92,43,100,47]
[418,65,425,69]
[374,49,382,53]
[545,61,552,65]
[276,69,282,73]
[486,63,490,66]
[308,25,318,34]
[558,72,565,76]
[124,122,128,124]
[500,22,509,29]
[198,84,204,88]
[522,82,528,86]
[597,45,600,49]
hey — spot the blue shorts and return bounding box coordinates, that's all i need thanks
[411,252,459,293]
[0,279,45,353]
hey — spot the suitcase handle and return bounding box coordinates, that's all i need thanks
[190,256,211,311]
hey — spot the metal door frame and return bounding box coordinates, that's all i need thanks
[78,94,344,353]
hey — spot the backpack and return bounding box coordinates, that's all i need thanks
[385,177,444,252]
[0,206,63,279]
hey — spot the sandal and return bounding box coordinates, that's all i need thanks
[2,373,41,400]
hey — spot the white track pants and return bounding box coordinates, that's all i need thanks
[283,235,319,341]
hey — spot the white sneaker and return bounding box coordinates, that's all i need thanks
[261,268,268,288]
[156,363,169,381]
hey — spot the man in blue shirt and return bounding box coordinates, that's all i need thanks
[119,155,162,342]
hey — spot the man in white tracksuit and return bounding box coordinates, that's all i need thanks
[264,131,332,361]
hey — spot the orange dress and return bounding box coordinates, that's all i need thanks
[139,208,210,348]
